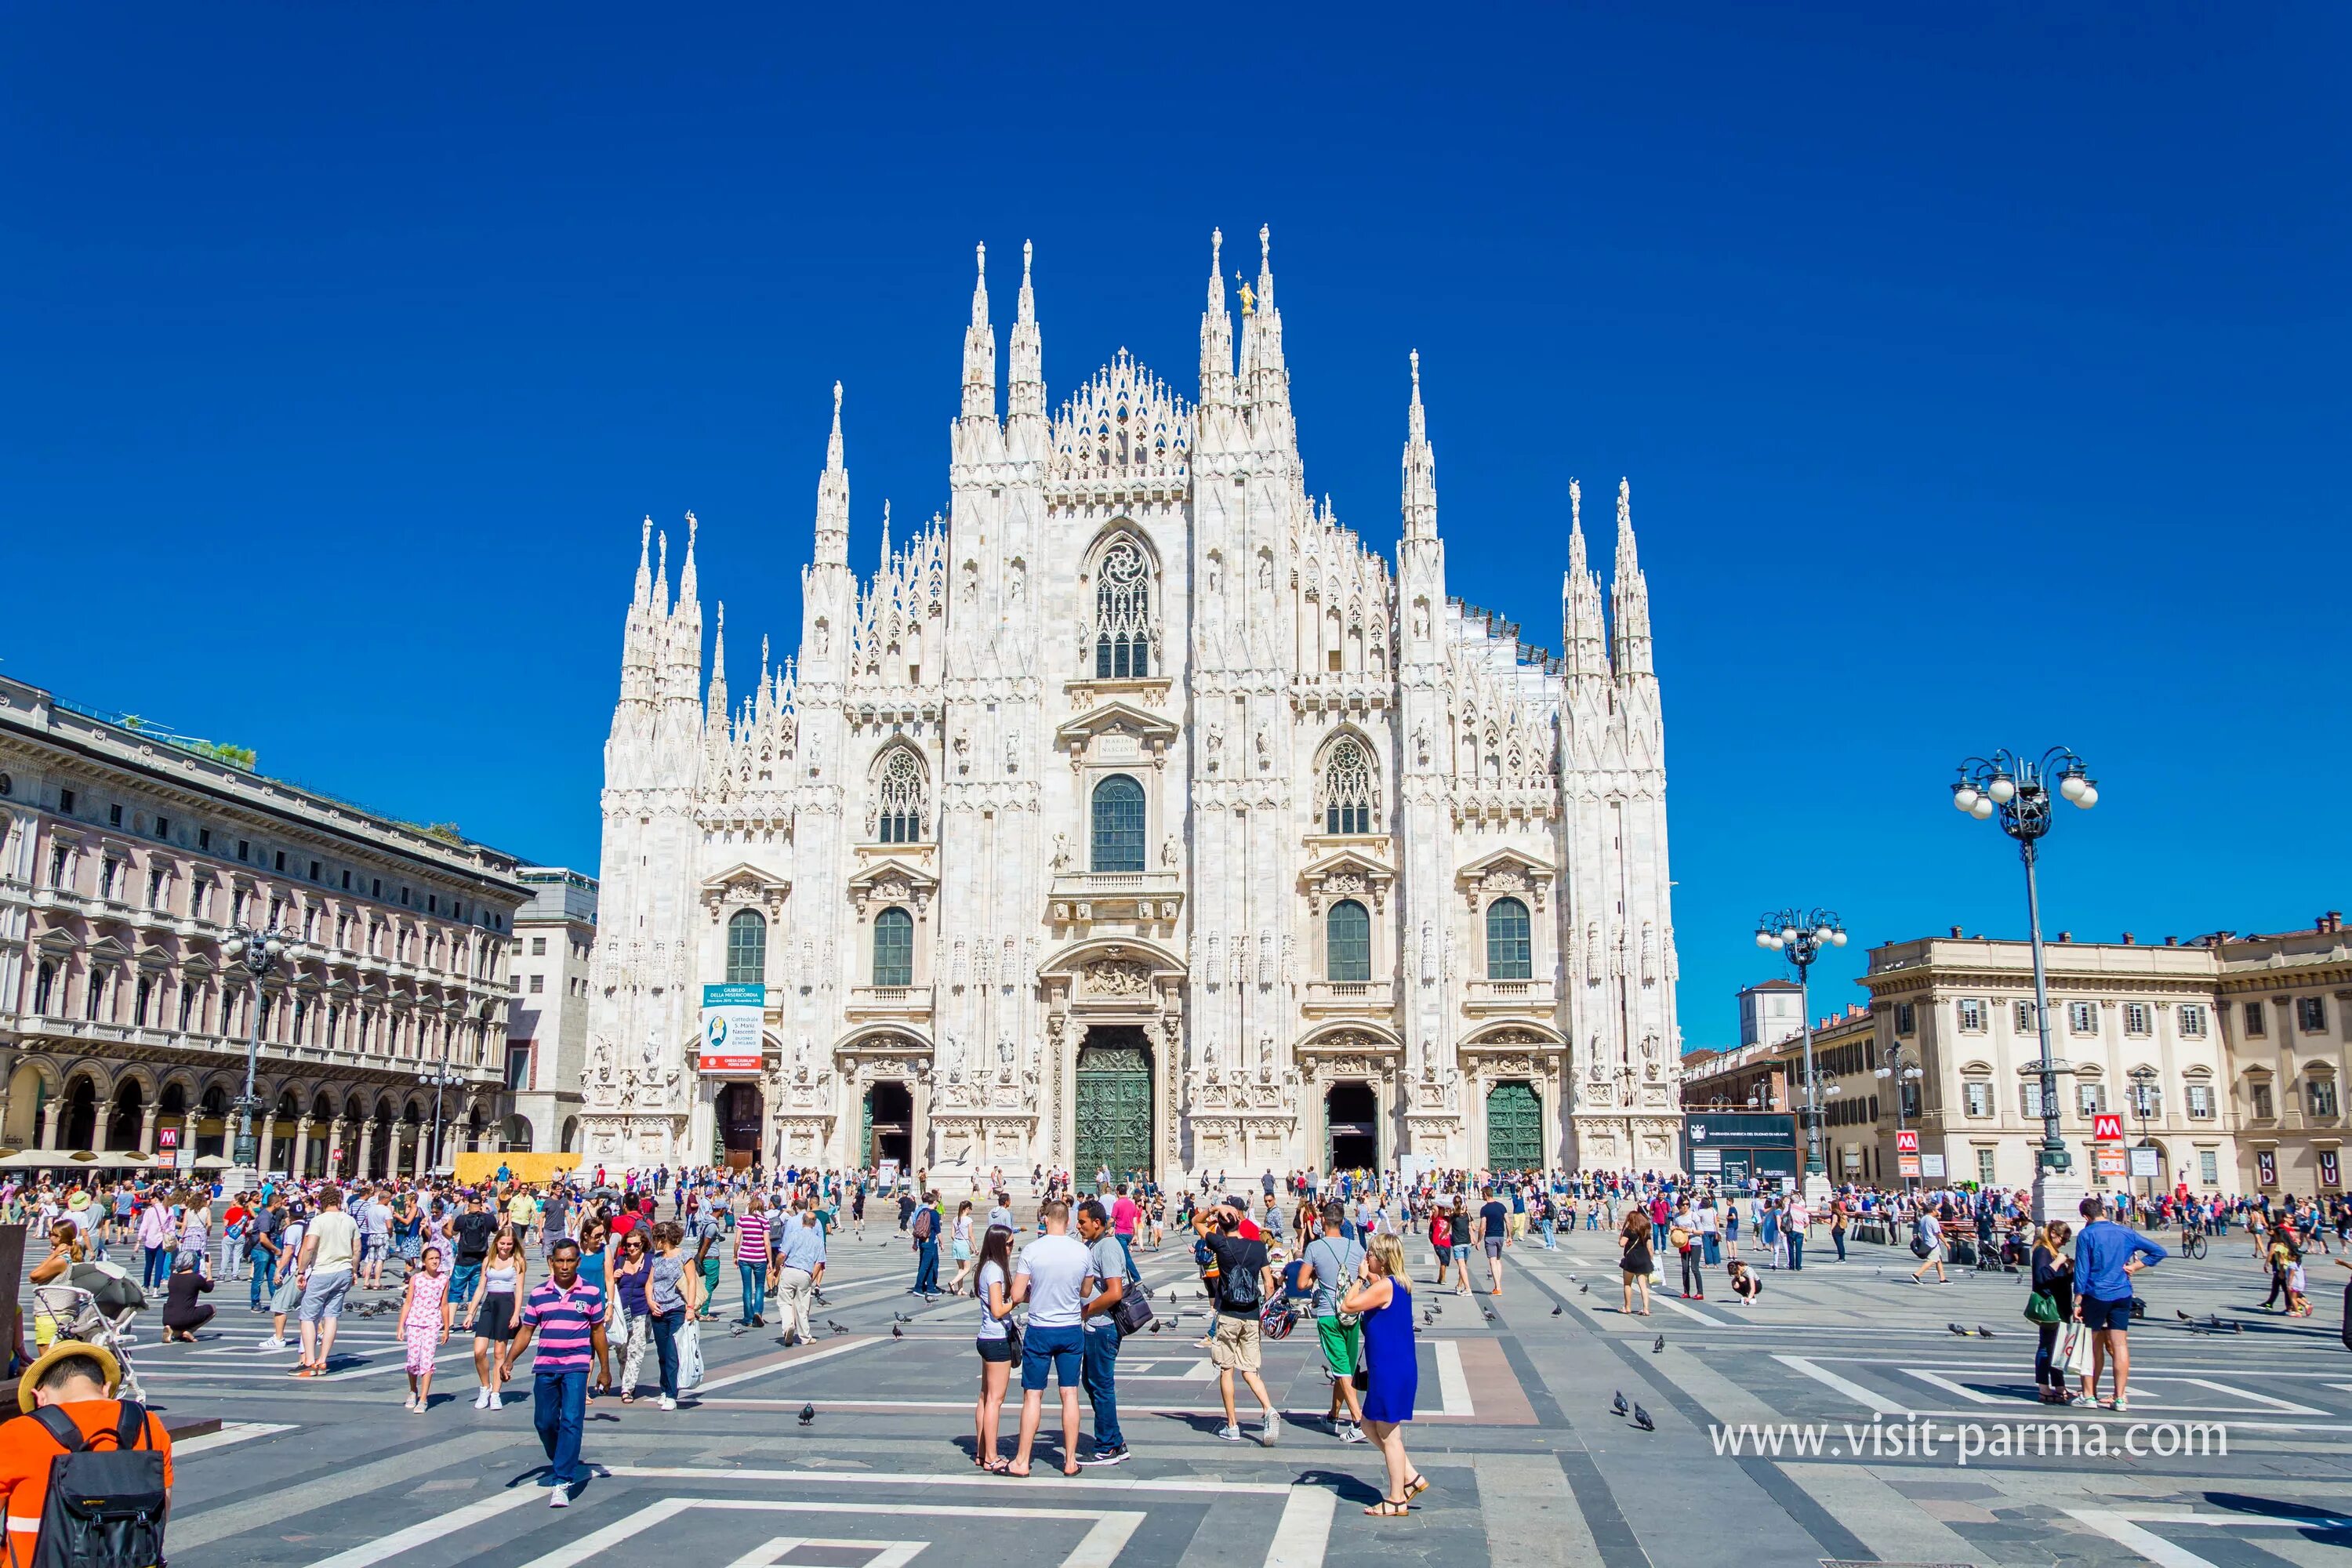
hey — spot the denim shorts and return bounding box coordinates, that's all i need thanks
[1020,1323,1083,1391]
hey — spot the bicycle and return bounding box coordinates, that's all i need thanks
[2180,1230,2209,1261]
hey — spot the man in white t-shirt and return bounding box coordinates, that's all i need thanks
[1009,1200,1091,1477]
[359,1189,395,1290]
[292,1187,359,1376]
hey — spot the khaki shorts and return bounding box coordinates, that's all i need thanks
[1210,1312,1261,1373]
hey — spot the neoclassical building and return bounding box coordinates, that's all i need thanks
[582,231,1683,1180]
[0,674,526,1177]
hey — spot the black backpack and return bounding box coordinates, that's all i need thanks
[1217,1247,1262,1313]
[24,1402,167,1568]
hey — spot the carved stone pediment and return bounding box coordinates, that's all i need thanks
[1080,959,1156,998]
[847,856,939,916]
[1298,848,1398,915]
[1453,848,1556,911]
[1053,700,1181,768]
[701,862,790,922]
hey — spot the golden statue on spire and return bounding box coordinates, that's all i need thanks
[1236,271,1254,317]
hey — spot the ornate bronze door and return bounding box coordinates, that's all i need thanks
[1485,1080,1542,1170]
[1075,1036,1153,1192]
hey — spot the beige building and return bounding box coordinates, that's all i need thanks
[0,674,527,1176]
[2214,913,2350,1195]
[504,866,598,1155]
[1860,931,2238,1194]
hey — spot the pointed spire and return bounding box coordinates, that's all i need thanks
[706,601,729,733]
[1256,223,1274,315]
[1563,478,1610,681]
[1401,350,1438,541]
[676,510,699,615]
[1007,239,1044,424]
[1610,477,1653,678]
[1199,227,1234,408]
[633,516,654,606]
[814,381,849,566]
[961,242,996,423]
[655,528,670,616]
[878,499,892,570]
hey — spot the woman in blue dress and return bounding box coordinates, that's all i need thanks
[1342,1232,1428,1516]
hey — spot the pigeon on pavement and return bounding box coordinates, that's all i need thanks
[799,1403,816,1425]
[1947,1323,1969,1336]
[1975,1327,1994,1338]
[1551,1305,1563,1316]
[891,1323,904,1339]
[826,1320,849,1335]
[1611,1391,1628,1416]
[1632,1404,1656,1432]
[1653,1335,1664,1353]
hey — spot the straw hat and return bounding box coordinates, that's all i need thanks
[17,1340,122,1414]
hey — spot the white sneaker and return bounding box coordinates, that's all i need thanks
[489,1391,503,1410]
[548,1487,571,1508]
[1338,1424,1368,1444]
[1217,1423,1243,1442]
[1260,1416,1279,1446]
[659,1396,677,1411]
[257,1337,287,1352]
[475,1388,492,1409]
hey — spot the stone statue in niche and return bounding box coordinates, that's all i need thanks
[1051,833,1072,872]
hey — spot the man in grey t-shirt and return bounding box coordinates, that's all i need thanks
[1010,1200,1091,1476]
[1296,1202,1368,1439]
[1075,1199,1131,1465]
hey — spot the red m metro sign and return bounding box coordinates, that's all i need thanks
[1895,1130,1918,1153]
[2092,1113,2124,1142]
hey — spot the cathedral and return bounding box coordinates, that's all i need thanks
[579,229,1684,1181]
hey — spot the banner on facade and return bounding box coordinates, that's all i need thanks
[2256,1149,2277,1187]
[699,982,766,1075]
[2320,1150,2339,1189]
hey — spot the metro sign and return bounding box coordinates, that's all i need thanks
[1895,1130,1918,1154]
[2092,1113,2124,1142]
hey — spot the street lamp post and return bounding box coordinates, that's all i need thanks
[1950,746,2100,1223]
[422,1034,466,1178]
[1755,908,1848,1203]
[2128,1063,2159,1210]
[222,924,300,1191]
[1875,1044,1924,1191]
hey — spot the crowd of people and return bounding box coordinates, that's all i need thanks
[2,1156,2346,1537]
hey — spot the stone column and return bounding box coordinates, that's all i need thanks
[412,1123,430,1178]
[40,1095,63,1150]
[176,1112,198,1172]
[139,1104,160,1156]
[257,1112,277,1175]
[911,1073,932,1178]
[292,1116,313,1178]
[326,1117,347,1178]
[356,1119,376,1180]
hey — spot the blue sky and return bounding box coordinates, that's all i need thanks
[4,6,2344,1044]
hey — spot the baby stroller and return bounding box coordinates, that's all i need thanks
[32,1261,149,1403]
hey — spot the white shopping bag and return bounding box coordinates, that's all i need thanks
[2057,1320,2094,1377]
[678,1318,706,1392]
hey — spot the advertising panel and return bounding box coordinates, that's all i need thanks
[699,982,767,1076]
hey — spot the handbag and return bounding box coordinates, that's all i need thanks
[1910,1236,1933,1259]
[1112,1281,1155,1337]
[2024,1289,2061,1325]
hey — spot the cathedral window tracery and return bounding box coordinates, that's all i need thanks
[871,746,927,844]
[1093,539,1154,678]
[1319,736,1377,835]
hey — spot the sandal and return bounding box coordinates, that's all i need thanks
[1406,1473,1431,1497]
[1365,1497,1411,1517]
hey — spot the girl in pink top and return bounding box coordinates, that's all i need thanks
[401,1243,454,1412]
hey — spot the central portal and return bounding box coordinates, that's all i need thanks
[1075,1027,1153,1192]
[864,1080,913,1170]
[1325,1081,1378,1172]
[716,1081,764,1171]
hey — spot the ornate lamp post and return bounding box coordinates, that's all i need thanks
[422,1033,466,1178]
[1875,1044,1924,1190]
[1950,746,2100,1221]
[1755,908,1847,1200]
[222,924,301,1189]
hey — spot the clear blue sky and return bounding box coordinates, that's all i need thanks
[4,7,2344,1045]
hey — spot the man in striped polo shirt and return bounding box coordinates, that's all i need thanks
[500,1239,608,1506]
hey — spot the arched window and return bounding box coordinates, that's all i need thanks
[873,747,926,844]
[1090,775,1146,872]
[1327,899,1371,983]
[873,907,914,988]
[1486,897,1532,980]
[1094,539,1152,678]
[726,909,768,985]
[1322,737,1375,835]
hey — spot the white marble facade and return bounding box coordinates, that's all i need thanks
[581,230,1682,1179]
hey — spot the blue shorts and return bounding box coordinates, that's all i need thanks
[1020,1323,1083,1391]
[2078,1295,2133,1333]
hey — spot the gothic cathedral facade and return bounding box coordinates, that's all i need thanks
[579,230,1682,1181]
